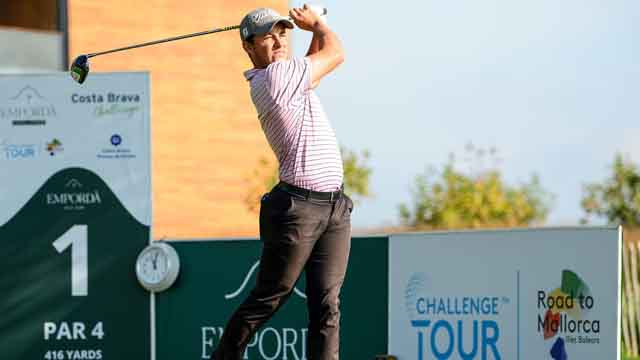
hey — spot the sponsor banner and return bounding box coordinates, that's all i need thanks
[388,228,621,360]
[0,73,151,226]
[0,73,151,359]
[156,237,388,360]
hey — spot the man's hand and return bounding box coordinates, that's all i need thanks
[289,4,325,32]
[290,4,344,87]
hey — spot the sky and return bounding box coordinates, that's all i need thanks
[290,0,639,230]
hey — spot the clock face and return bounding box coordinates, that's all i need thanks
[135,242,180,292]
[138,247,168,285]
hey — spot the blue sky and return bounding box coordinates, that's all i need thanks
[290,0,639,229]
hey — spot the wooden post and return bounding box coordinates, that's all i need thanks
[623,295,632,355]
[623,240,636,355]
[629,241,640,356]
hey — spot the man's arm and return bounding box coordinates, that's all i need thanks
[306,32,321,57]
[305,32,321,88]
[290,5,344,88]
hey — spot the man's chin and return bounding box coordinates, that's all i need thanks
[272,54,287,62]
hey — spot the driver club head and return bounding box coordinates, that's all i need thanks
[70,55,90,84]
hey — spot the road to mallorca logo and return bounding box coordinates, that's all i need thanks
[537,270,600,360]
[404,272,508,360]
[224,260,306,300]
[1,86,56,126]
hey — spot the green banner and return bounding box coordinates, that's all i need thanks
[0,168,150,360]
[156,236,388,359]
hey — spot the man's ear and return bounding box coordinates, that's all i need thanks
[242,39,257,67]
[242,40,254,55]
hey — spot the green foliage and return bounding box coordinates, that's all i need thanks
[622,353,640,360]
[244,147,372,214]
[399,146,552,230]
[341,148,372,201]
[582,153,640,226]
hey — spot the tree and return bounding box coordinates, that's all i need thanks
[244,148,372,214]
[399,145,552,230]
[581,154,640,226]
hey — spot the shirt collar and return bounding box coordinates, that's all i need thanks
[244,68,260,81]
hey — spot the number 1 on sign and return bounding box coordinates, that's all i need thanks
[53,225,88,296]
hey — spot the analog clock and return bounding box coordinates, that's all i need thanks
[135,242,180,292]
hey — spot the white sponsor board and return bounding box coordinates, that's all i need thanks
[0,72,151,226]
[0,72,151,359]
[389,227,621,360]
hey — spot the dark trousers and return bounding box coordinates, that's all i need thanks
[213,183,353,360]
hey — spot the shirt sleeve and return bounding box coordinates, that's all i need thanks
[264,57,312,108]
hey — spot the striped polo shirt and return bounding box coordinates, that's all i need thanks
[244,57,343,192]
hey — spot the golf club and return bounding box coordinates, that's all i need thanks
[69,7,327,84]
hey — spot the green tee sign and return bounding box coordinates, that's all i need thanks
[0,73,151,360]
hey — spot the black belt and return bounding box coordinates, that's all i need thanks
[276,182,343,202]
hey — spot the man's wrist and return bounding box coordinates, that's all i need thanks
[311,22,331,35]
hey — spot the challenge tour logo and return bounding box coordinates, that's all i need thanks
[537,270,600,360]
[1,86,57,126]
[46,178,102,211]
[405,272,507,360]
[0,139,39,160]
[201,259,308,360]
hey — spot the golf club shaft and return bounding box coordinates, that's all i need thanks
[88,25,240,58]
[86,7,327,58]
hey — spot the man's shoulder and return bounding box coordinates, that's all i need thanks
[248,58,312,108]
[265,57,309,74]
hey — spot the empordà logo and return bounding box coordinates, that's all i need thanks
[201,259,308,359]
[405,272,507,359]
[537,270,600,360]
[1,86,57,126]
[224,260,307,300]
[46,178,102,211]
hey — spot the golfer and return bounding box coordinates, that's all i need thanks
[212,5,352,360]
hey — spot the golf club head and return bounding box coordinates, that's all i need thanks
[70,55,90,84]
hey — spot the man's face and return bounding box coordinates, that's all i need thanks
[244,23,289,68]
